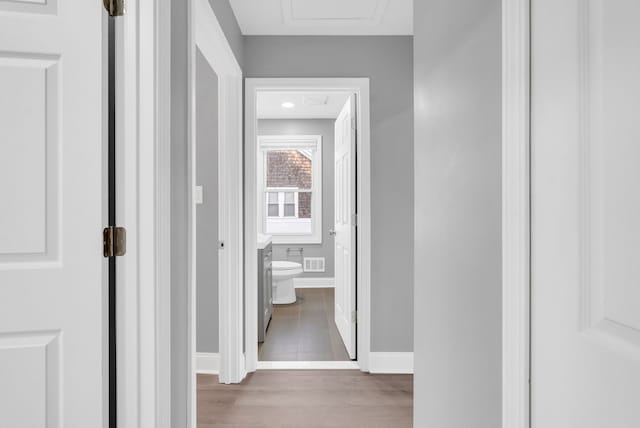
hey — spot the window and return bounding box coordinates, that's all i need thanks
[266,190,299,218]
[257,135,322,244]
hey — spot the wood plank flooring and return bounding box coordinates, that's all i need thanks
[197,371,413,427]
[259,288,350,361]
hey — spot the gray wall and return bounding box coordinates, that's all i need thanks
[245,36,415,352]
[196,50,219,354]
[171,0,243,425]
[258,119,335,278]
[413,1,502,427]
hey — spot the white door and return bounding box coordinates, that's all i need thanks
[334,95,357,359]
[532,1,640,426]
[0,2,107,427]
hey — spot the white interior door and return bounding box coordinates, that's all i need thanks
[0,2,107,427]
[334,95,357,359]
[532,1,640,426]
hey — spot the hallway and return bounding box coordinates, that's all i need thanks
[197,371,413,427]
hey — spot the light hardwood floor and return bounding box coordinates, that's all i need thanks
[197,371,413,427]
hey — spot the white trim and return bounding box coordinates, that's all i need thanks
[368,352,414,374]
[196,353,220,375]
[257,361,360,370]
[187,2,244,428]
[259,136,321,151]
[293,277,335,288]
[154,0,173,423]
[258,134,323,244]
[502,1,531,428]
[245,78,372,374]
[119,0,172,426]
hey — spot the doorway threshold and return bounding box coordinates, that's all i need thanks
[257,361,359,370]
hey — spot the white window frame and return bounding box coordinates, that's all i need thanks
[257,135,323,244]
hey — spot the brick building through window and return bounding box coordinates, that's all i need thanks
[266,150,312,219]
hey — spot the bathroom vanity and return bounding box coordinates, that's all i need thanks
[257,234,273,343]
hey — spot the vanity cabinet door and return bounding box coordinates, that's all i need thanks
[264,248,273,328]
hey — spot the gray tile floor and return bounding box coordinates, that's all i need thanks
[258,288,351,361]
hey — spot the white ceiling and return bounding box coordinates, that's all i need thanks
[229,0,413,36]
[257,91,351,119]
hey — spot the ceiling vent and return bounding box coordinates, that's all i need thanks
[291,0,378,20]
[303,95,329,106]
[283,0,390,24]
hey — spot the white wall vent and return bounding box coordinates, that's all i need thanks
[303,257,325,272]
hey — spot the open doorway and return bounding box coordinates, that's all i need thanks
[245,79,372,372]
[256,90,353,364]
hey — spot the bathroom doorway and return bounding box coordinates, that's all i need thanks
[245,78,372,371]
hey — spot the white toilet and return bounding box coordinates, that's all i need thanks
[272,261,303,304]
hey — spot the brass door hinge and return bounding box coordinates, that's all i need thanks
[103,0,126,16]
[103,226,127,257]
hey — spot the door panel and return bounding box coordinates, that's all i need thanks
[0,0,57,15]
[532,1,640,426]
[0,55,58,258]
[0,2,106,427]
[334,95,357,359]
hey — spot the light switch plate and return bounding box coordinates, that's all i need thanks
[194,186,203,205]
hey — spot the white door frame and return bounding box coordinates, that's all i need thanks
[117,0,172,426]
[502,0,531,427]
[187,0,244,413]
[119,0,242,426]
[244,78,372,373]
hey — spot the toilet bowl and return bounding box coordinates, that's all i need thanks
[272,261,303,304]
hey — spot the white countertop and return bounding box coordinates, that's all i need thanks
[257,233,272,250]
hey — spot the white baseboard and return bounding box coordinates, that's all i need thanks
[196,352,220,374]
[369,352,414,374]
[257,360,359,370]
[293,277,335,289]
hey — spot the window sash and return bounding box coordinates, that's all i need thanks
[257,135,323,244]
[264,190,304,218]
